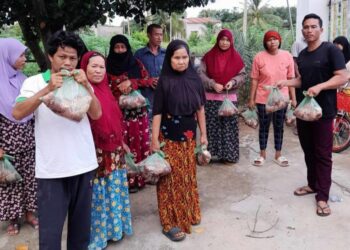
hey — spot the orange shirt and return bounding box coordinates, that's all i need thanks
[251,50,295,104]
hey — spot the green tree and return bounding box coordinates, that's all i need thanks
[0,0,211,71]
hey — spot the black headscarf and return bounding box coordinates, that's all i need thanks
[153,39,206,116]
[333,36,350,63]
[106,34,141,78]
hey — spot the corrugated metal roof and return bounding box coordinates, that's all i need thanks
[183,17,221,24]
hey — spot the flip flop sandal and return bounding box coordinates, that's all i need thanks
[252,156,265,167]
[7,222,20,236]
[162,227,186,242]
[316,204,331,217]
[294,186,316,196]
[27,217,39,230]
[273,156,289,167]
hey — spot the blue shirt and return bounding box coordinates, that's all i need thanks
[134,46,166,110]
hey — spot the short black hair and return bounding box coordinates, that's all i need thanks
[147,24,162,34]
[302,13,323,28]
[47,30,86,57]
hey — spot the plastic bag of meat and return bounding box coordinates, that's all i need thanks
[41,69,92,122]
[119,90,147,109]
[241,108,259,129]
[218,98,238,116]
[264,86,289,113]
[0,154,22,184]
[195,144,211,165]
[294,91,322,121]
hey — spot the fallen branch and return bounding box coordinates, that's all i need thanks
[247,205,279,238]
[246,235,274,239]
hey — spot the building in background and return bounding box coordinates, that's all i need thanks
[329,0,350,40]
[183,17,221,39]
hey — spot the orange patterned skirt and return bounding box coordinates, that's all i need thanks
[157,138,201,234]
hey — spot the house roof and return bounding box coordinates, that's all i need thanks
[183,17,221,24]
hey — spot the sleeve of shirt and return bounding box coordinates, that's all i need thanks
[152,78,165,116]
[287,53,295,78]
[329,44,346,71]
[197,61,216,90]
[15,77,37,103]
[250,54,260,79]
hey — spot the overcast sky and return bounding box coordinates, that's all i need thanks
[186,0,297,17]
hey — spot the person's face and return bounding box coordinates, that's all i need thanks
[170,47,189,72]
[49,46,78,73]
[13,52,27,70]
[334,43,343,51]
[86,55,106,84]
[148,28,163,47]
[113,43,127,54]
[302,18,323,43]
[265,37,280,52]
[218,36,231,51]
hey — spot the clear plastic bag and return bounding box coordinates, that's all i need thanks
[119,90,147,109]
[218,94,238,117]
[285,105,296,126]
[195,144,211,165]
[264,86,289,113]
[41,69,92,121]
[0,154,22,184]
[137,147,171,184]
[124,152,139,176]
[241,108,259,129]
[294,91,322,121]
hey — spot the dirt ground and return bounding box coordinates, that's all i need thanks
[1,120,350,250]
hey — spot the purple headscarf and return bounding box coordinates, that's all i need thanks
[0,38,31,122]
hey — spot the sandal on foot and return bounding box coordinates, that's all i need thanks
[7,221,20,236]
[26,216,39,230]
[316,203,331,217]
[273,156,289,167]
[162,227,186,242]
[294,186,315,196]
[252,156,265,167]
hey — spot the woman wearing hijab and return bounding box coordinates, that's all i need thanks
[199,29,246,164]
[0,38,38,235]
[107,34,154,193]
[333,36,350,70]
[248,30,296,167]
[80,51,132,249]
[151,40,207,242]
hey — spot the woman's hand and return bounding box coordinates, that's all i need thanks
[291,99,297,108]
[225,81,233,90]
[151,139,160,152]
[118,80,132,94]
[213,83,224,93]
[248,99,255,109]
[275,80,287,89]
[122,142,131,154]
[200,134,208,146]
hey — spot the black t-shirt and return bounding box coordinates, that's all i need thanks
[297,42,345,119]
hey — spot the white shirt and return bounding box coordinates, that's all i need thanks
[291,40,307,58]
[16,71,97,178]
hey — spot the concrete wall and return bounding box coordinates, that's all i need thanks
[185,23,207,39]
[296,0,330,41]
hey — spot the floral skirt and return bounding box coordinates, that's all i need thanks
[157,138,201,234]
[0,115,37,221]
[205,100,239,163]
[89,149,132,249]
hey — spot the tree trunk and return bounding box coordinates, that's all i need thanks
[18,18,48,71]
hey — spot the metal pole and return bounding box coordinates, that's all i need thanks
[243,0,248,41]
[287,0,295,41]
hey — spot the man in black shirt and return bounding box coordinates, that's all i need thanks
[277,13,348,216]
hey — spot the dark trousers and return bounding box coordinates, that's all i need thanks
[297,118,333,201]
[257,104,286,151]
[37,170,95,250]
